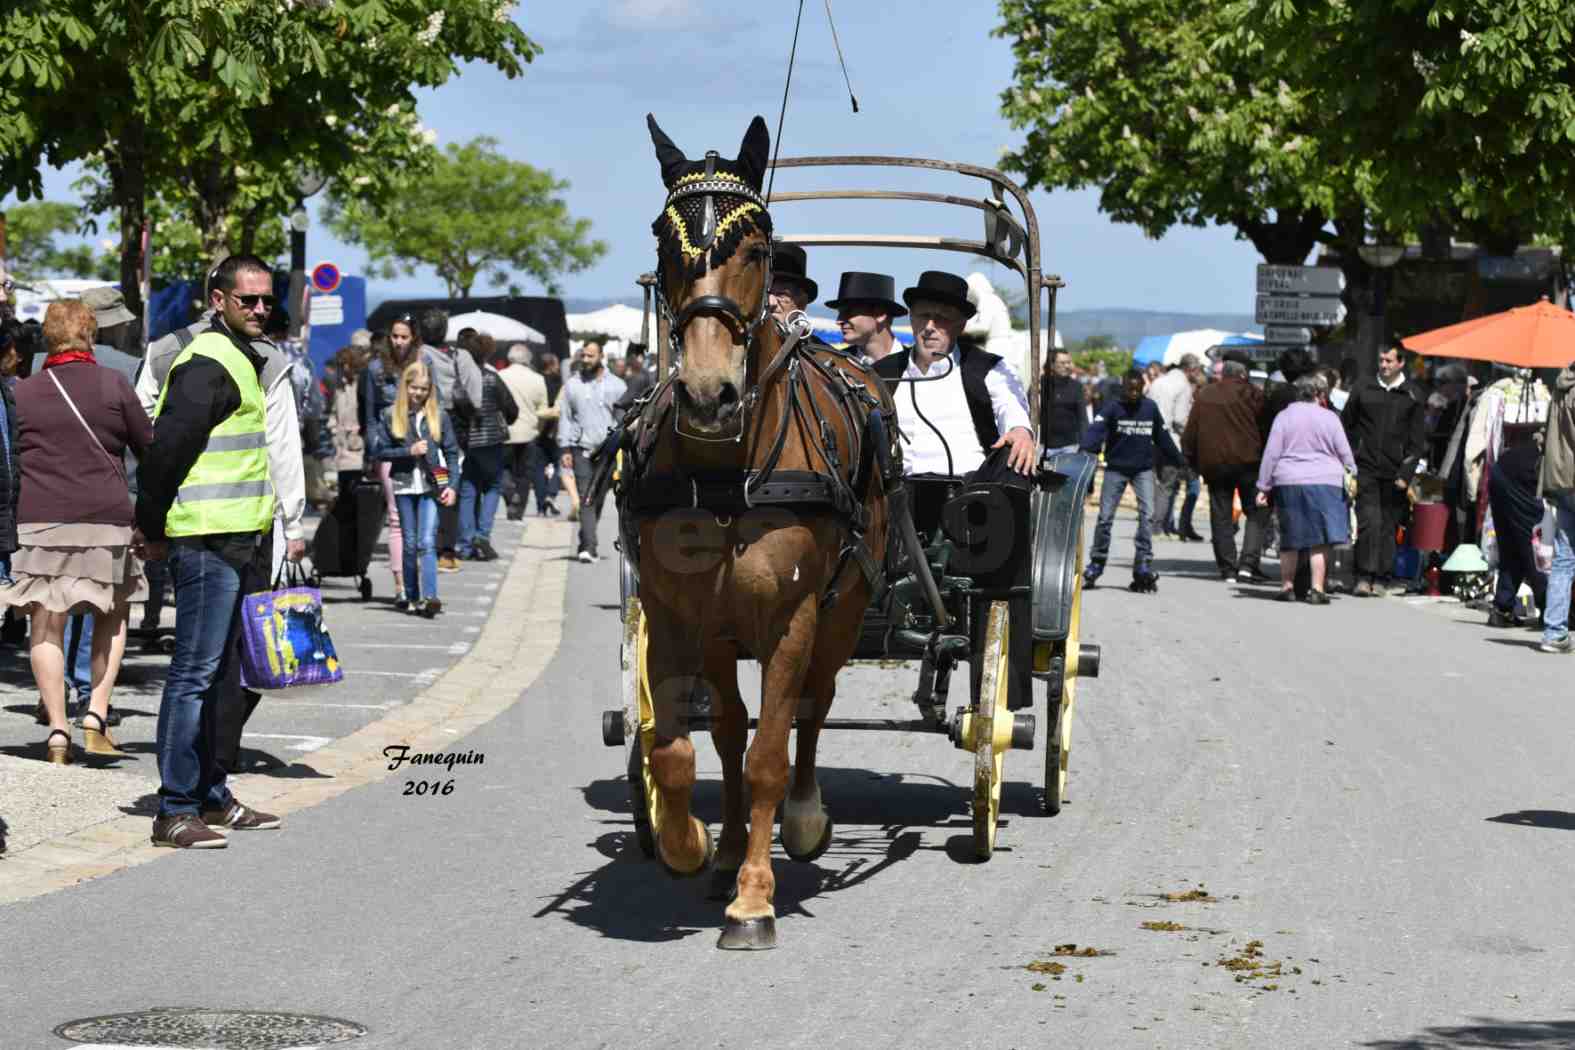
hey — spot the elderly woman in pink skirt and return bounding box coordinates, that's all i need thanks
[1256,372,1356,605]
[0,300,153,762]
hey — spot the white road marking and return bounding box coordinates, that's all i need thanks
[348,669,444,679]
[242,733,333,752]
[261,700,398,710]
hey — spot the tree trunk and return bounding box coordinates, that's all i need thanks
[189,148,238,272]
[1235,207,1328,266]
[106,115,148,324]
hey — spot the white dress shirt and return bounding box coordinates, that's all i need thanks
[894,347,1031,475]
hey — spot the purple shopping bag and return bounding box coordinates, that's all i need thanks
[238,565,345,690]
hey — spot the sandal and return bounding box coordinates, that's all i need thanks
[82,711,126,757]
[46,728,72,766]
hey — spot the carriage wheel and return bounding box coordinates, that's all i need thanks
[622,598,659,858]
[1045,535,1084,815]
[972,600,1013,861]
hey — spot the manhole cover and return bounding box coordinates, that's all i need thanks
[55,1008,366,1048]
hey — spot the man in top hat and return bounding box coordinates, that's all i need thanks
[828,271,906,364]
[768,243,821,333]
[873,270,1035,479]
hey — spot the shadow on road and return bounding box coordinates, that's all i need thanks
[1485,810,1575,831]
[1484,638,1545,651]
[545,766,1035,941]
[1360,1016,1575,1048]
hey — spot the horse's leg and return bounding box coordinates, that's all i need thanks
[706,639,748,899]
[719,596,817,949]
[781,585,865,860]
[643,614,714,876]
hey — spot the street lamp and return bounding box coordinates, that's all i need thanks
[288,170,328,341]
[1357,241,1405,379]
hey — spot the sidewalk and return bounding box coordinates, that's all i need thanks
[0,513,573,903]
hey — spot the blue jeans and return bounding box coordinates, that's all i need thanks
[67,614,94,705]
[1543,494,1575,644]
[1179,471,1200,532]
[155,543,246,817]
[458,444,506,554]
[396,493,440,602]
[1089,468,1154,572]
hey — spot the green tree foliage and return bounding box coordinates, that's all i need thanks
[1067,335,1133,375]
[0,1,539,314]
[323,137,606,297]
[1,200,113,280]
[1227,0,1575,253]
[995,0,1348,265]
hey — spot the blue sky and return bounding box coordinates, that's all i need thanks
[16,0,1273,313]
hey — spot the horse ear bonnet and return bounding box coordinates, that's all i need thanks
[647,114,688,188]
[735,116,770,191]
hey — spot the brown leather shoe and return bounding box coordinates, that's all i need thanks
[152,813,228,849]
[200,799,281,831]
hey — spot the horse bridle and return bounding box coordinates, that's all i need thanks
[653,151,776,372]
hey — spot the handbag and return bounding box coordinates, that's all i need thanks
[1533,501,1557,574]
[237,561,344,690]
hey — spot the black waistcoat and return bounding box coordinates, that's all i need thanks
[874,347,1002,457]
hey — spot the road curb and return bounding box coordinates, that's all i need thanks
[0,517,573,906]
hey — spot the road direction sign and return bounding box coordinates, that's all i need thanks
[1256,294,1346,327]
[310,261,342,294]
[1265,325,1314,344]
[1257,264,1345,296]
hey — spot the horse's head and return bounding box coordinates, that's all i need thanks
[648,114,774,435]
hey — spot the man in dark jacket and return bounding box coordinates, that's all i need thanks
[1081,368,1183,590]
[1182,358,1270,581]
[1040,348,1085,453]
[1341,344,1428,596]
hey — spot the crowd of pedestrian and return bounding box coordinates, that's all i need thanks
[0,255,620,851]
[1068,340,1575,653]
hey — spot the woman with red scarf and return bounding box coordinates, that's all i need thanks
[0,300,153,764]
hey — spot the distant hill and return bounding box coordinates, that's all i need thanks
[553,297,1259,348]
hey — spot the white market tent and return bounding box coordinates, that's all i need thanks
[446,310,545,345]
[566,303,646,343]
[11,278,117,323]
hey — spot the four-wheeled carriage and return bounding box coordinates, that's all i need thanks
[600,154,1100,862]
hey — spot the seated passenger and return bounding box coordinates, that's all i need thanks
[768,243,832,347]
[873,270,1036,483]
[828,271,906,365]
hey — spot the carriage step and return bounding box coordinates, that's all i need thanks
[1078,643,1101,678]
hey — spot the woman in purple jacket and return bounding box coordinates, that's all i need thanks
[1256,372,1356,604]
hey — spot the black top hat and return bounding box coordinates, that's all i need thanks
[772,243,817,302]
[902,270,976,320]
[825,272,907,317]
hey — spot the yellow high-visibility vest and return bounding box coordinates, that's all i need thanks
[154,331,274,537]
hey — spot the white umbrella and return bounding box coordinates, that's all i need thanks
[447,310,544,345]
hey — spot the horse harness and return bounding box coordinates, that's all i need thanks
[599,332,900,611]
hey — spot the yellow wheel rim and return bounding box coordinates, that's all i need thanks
[1057,536,1083,804]
[973,600,1012,861]
[622,599,663,845]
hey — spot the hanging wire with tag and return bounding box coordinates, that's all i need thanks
[824,0,858,113]
[766,0,861,202]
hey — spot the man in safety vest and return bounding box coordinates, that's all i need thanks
[135,254,283,849]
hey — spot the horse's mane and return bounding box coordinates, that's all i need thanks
[651,170,774,283]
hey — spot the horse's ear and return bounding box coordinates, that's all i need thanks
[735,115,770,191]
[647,113,688,187]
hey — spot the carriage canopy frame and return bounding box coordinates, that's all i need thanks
[638,155,1063,437]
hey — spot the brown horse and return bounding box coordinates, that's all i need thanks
[622,115,894,949]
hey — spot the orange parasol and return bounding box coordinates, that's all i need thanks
[1401,297,1575,368]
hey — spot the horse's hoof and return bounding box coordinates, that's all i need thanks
[658,820,714,879]
[717,916,778,951]
[781,814,834,863]
[707,867,740,902]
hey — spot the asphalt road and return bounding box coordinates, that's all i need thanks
[4,511,1575,1049]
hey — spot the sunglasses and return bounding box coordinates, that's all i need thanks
[229,292,278,310]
